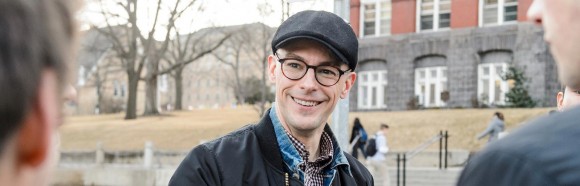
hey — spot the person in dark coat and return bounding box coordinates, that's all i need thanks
[170,10,373,186]
[457,1,580,185]
[349,117,368,159]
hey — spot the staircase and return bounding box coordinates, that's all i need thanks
[372,167,462,186]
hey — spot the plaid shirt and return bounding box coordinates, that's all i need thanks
[285,130,334,186]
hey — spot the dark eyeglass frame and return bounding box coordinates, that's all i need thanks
[274,53,351,87]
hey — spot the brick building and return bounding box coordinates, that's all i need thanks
[348,0,557,111]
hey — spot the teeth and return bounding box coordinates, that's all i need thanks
[294,97,319,107]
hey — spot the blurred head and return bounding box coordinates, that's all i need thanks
[494,112,504,121]
[380,123,389,133]
[353,117,362,128]
[0,0,78,185]
[527,0,580,89]
[557,86,580,111]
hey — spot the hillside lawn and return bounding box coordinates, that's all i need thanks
[60,107,552,152]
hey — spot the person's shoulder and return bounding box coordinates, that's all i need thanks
[342,152,373,183]
[201,124,257,150]
[458,107,580,185]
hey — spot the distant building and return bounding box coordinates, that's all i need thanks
[72,23,276,115]
[348,0,557,111]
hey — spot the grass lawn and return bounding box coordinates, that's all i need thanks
[60,106,552,152]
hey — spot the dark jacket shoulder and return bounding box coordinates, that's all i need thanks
[458,106,580,185]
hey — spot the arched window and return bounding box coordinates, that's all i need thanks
[414,55,448,107]
[358,60,388,109]
[478,50,511,105]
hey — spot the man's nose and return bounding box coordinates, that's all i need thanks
[527,0,543,25]
[299,68,319,90]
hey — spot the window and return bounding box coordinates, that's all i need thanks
[360,0,391,37]
[417,0,451,31]
[478,63,509,105]
[415,67,448,107]
[159,75,168,92]
[113,80,119,96]
[121,84,126,97]
[358,70,388,109]
[480,0,518,26]
[78,66,86,86]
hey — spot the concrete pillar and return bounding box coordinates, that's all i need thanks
[95,142,104,165]
[144,141,154,168]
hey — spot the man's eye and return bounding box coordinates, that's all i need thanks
[287,62,301,69]
[320,69,337,75]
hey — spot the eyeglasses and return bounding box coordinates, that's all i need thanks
[275,53,350,87]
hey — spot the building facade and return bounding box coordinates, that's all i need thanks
[349,0,558,111]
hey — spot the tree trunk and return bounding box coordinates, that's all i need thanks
[143,59,160,115]
[143,76,159,115]
[125,72,139,120]
[259,57,267,116]
[174,68,184,110]
[234,68,245,105]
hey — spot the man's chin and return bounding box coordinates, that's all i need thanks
[560,72,580,90]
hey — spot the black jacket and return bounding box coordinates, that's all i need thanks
[457,106,580,185]
[169,111,374,186]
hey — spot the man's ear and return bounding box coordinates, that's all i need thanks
[340,72,357,99]
[557,91,564,111]
[16,70,58,168]
[268,55,277,83]
[16,99,48,168]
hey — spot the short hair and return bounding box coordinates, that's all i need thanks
[561,84,567,96]
[380,123,389,129]
[494,112,504,121]
[0,0,77,152]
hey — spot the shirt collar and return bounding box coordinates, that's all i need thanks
[270,104,352,176]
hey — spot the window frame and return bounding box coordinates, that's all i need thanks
[358,70,388,109]
[416,0,451,32]
[414,66,448,107]
[360,0,391,37]
[478,0,518,27]
[478,63,509,106]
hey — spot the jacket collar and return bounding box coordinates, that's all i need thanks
[255,107,351,176]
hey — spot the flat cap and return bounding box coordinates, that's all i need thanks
[271,10,358,70]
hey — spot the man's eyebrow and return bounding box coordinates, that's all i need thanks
[284,52,343,67]
[283,52,305,61]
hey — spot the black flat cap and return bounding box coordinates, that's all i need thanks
[272,10,358,70]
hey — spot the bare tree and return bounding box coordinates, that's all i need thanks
[91,0,199,119]
[162,26,231,110]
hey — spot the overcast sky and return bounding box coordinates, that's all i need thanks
[79,0,334,40]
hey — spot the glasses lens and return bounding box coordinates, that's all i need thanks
[281,59,307,80]
[315,66,341,86]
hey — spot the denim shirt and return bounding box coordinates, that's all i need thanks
[270,105,351,185]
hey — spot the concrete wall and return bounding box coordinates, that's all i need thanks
[353,23,557,111]
[52,166,177,186]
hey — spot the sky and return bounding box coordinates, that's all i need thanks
[79,0,335,40]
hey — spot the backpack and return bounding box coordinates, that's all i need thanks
[365,137,378,156]
[359,128,368,142]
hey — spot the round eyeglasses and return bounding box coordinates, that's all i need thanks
[275,53,351,87]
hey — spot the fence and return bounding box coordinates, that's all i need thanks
[59,141,189,168]
[396,130,449,186]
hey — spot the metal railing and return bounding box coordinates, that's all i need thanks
[396,130,449,186]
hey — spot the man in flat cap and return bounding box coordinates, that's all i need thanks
[170,10,373,186]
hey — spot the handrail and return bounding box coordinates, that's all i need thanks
[396,130,449,186]
[406,133,442,160]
